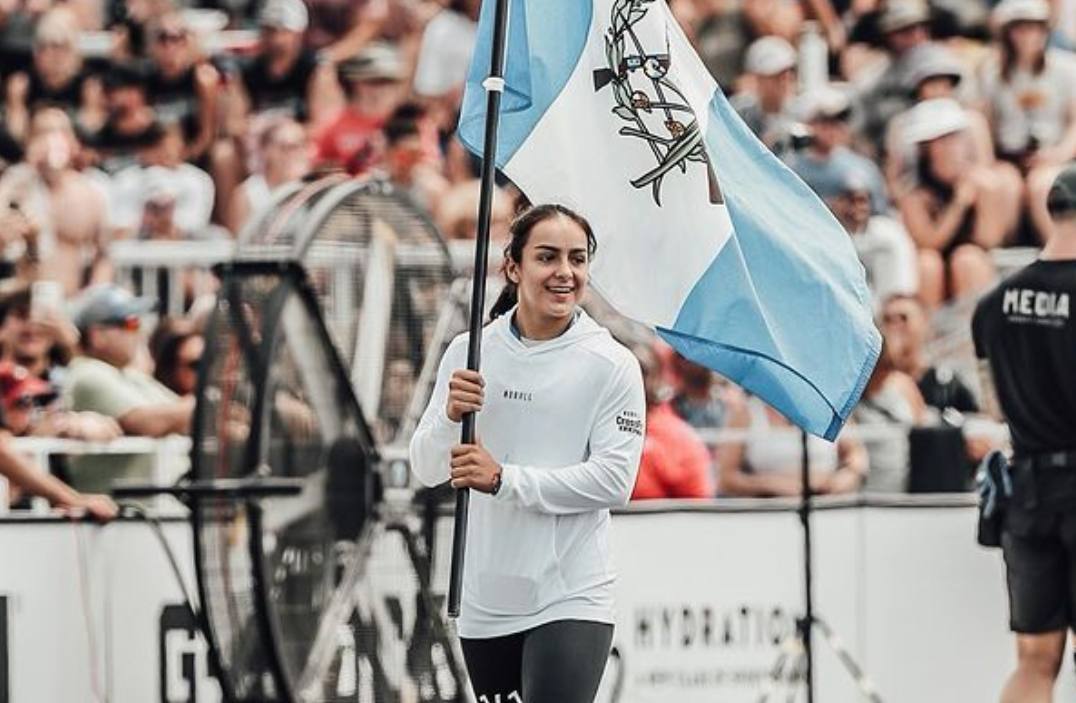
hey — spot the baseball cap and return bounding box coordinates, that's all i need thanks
[903,44,963,92]
[992,0,1050,27]
[879,2,930,34]
[798,84,852,122]
[339,42,405,82]
[259,0,309,32]
[744,36,797,77]
[141,166,180,206]
[1046,161,1076,217]
[71,284,156,332]
[903,98,969,144]
[0,362,54,409]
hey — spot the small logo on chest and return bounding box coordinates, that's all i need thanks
[502,389,533,402]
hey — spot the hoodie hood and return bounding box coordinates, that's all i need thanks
[491,306,607,354]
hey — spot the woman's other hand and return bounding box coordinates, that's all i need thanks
[450,442,502,494]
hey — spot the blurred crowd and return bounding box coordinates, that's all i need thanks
[0,0,1071,509]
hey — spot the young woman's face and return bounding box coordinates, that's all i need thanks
[1008,21,1048,62]
[926,131,968,183]
[507,216,590,323]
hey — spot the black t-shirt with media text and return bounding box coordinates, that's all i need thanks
[972,260,1076,458]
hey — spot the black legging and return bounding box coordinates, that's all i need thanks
[460,619,614,703]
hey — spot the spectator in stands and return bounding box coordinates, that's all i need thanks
[632,343,713,500]
[884,43,1001,199]
[64,285,194,494]
[228,116,311,233]
[148,317,202,397]
[0,360,120,441]
[144,12,219,163]
[88,63,160,175]
[316,42,405,173]
[718,397,868,497]
[379,103,448,211]
[853,342,926,493]
[669,351,744,432]
[898,98,1018,306]
[827,165,919,305]
[228,0,341,128]
[731,36,800,152]
[785,84,889,215]
[857,1,934,150]
[2,8,105,144]
[0,282,76,386]
[978,0,1076,242]
[0,108,110,294]
[412,0,478,104]
[106,123,216,237]
[881,293,980,415]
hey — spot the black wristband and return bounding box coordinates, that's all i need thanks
[490,467,503,496]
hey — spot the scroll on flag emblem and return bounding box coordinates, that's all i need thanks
[458,0,881,440]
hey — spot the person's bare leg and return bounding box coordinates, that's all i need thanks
[917,248,946,308]
[1000,631,1066,703]
[972,163,1023,248]
[1027,164,1065,244]
[949,243,996,300]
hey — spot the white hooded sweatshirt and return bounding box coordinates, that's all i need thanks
[409,308,645,638]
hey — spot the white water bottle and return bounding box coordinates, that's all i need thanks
[799,21,829,95]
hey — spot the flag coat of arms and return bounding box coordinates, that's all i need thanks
[459,0,881,439]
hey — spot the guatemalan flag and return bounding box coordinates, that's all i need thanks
[458,0,881,440]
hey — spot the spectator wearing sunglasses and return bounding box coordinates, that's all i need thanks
[63,285,194,494]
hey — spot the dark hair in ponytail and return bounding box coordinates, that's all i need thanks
[488,204,598,321]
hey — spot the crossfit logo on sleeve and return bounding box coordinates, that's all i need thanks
[616,409,643,436]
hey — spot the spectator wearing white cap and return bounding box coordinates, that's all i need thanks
[855,2,934,151]
[784,83,890,215]
[978,0,1076,242]
[897,98,1020,307]
[731,36,800,151]
[826,164,919,307]
[227,0,343,129]
[884,43,1005,198]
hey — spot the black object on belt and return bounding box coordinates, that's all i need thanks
[1012,450,1076,472]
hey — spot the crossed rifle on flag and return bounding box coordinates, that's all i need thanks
[592,0,724,206]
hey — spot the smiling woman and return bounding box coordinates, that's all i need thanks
[409,204,642,703]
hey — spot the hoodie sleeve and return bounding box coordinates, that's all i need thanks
[409,338,466,487]
[496,353,645,514]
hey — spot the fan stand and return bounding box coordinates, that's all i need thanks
[297,495,470,703]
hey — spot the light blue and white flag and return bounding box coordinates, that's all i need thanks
[458,0,880,440]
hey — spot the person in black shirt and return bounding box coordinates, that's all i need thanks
[145,12,219,162]
[973,161,1076,703]
[3,8,106,144]
[227,0,341,128]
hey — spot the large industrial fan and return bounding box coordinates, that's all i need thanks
[165,175,469,702]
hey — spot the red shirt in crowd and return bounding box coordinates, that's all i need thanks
[315,110,384,172]
[631,402,713,500]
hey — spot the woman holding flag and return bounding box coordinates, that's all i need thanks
[410,204,645,703]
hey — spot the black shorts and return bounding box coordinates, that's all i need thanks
[460,619,613,703]
[1002,511,1076,634]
